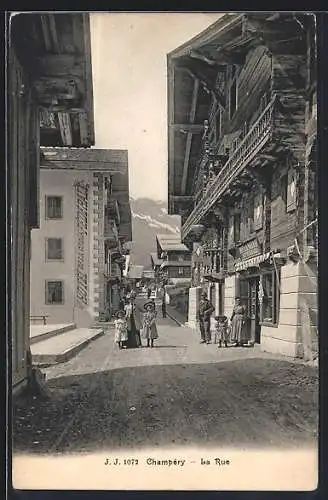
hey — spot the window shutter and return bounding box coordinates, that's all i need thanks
[253,194,263,230]
[287,169,297,212]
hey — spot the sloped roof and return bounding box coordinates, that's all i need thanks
[150,252,163,266]
[128,265,144,279]
[142,270,155,279]
[156,234,190,252]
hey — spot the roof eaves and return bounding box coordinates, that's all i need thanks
[167,13,243,60]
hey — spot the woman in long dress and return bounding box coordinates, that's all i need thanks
[230,298,247,347]
[141,302,158,348]
[124,297,141,348]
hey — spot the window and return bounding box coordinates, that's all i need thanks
[287,169,297,212]
[239,278,249,312]
[215,249,223,272]
[45,280,64,304]
[178,267,184,275]
[260,270,280,325]
[261,273,273,322]
[253,194,263,230]
[248,198,254,233]
[46,238,63,260]
[45,196,63,219]
[233,214,241,243]
[281,174,288,208]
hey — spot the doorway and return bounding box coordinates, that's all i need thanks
[218,283,224,315]
[248,277,261,343]
[239,275,261,344]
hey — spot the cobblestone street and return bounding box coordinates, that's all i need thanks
[13,310,318,455]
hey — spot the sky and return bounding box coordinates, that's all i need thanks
[90,12,221,203]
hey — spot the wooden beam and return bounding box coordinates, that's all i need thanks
[190,50,217,66]
[171,195,194,201]
[181,133,193,195]
[40,105,86,114]
[58,112,73,146]
[189,78,199,123]
[171,124,203,133]
[175,66,197,79]
[48,15,60,53]
[40,160,126,172]
[79,111,89,146]
[36,55,83,76]
[181,78,200,195]
[81,13,95,145]
[40,16,51,51]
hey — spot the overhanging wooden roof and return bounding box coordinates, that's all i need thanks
[10,12,95,148]
[167,12,309,215]
[156,234,190,252]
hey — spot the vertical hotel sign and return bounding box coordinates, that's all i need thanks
[75,181,89,305]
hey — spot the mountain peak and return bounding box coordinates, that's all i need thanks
[129,198,181,269]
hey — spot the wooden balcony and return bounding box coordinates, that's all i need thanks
[106,198,120,225]
[182,95,278,240]
[104,218,119,243]
[105,252,124,280]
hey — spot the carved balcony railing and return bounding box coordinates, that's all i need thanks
[182,95,277,240]
[106,198,120,225]
[105,252,124,279]
[104,218,119,243]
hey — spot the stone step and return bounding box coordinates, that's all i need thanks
[92,321,115,330]
[30,323,76,345]
[31,328,104,366]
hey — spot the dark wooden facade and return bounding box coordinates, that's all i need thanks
[156,235,192,282]
[168,12,316,255]
[8,13,94,390]
[167,14,317,354]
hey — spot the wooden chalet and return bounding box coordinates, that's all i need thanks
[8,13,95,392]
[167,13,317,358]
[156,234,192,283]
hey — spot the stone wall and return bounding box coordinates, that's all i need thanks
[224,275,236,320]
[187,286,202,329]
[261,261,317,358]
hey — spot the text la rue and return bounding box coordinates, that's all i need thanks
[201,458,230,466]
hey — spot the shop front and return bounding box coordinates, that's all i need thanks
[234,237,282,345]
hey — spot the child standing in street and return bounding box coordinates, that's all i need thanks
[114,310,128,349]
[215,315,229,348]
[141,301,158,348]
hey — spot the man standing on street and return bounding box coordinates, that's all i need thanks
[161,296,166,318]
[198,292,214,344]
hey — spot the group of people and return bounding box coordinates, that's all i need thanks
[114,294,159,349]
[114,288,249,350]
[199,293,249,348]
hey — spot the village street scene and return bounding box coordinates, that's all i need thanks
[9,12,318,490]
